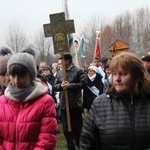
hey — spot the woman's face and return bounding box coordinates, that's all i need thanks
[41,68,51,77]
[9,72,31,89]
[112,65,133,94]
[0,74,10,88]
[88,69,96,77]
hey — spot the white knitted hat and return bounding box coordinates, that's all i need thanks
[88,66,98,73]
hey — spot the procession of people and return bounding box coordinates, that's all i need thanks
[0,1,150,149]
[0,43,150,150]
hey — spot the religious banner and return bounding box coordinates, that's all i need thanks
[93,31,101,59]
[77,38,85,67]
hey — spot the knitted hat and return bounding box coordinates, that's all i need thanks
[0,47,12,75]
[7,53,37,80]
[88,66,98,73]
[20,47,37,60]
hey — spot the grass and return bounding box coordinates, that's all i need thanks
[56,110,88,150]
[56,123,67,150]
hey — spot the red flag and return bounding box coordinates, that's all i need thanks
[94,33,101,59]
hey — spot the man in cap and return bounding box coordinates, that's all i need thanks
[142,55,150,75]
[99,56,109,71]
[54,53,86,150]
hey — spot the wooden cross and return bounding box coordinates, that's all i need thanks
[43,12,75,132]
[43,12,75,54]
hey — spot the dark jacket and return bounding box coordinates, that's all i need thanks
[37,73,57,103]
[53,65,86,110]
[83,73,103,110]
[79,92,150,150]
[0,82,5,96]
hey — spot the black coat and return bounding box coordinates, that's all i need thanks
[82,73,103,110]
[79,92,150,150]
[37,73,57,103]
[53,65,86,110]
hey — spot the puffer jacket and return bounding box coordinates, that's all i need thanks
[0,80,58,150]
[79,92,150,150]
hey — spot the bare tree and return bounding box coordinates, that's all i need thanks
[127,7,150,54]
[4,23,28,53]
[112,11,133,43]
[79,6,150,60]
[101,24,114,56]
[33,29,56,65]
[80,15,109,64]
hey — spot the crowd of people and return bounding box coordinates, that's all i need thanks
[0,47,58,150]
[0,46,150,150]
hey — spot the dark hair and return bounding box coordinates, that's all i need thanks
[64,53,72,63]
[74,40,78,44]
[99,57,109,63]
[94,57,100,61]
[59,53,72,63]
[8,64,31,78]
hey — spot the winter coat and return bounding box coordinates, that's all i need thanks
[0,82,5,96]
[79,92,150,150]
[0,80,58,150]
[83,73,103,110]
[37,73,57,103]
[53,65,86,110]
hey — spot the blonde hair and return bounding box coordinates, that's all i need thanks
[109,52,150,96]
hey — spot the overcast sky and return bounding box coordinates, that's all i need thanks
[0,0,150,45]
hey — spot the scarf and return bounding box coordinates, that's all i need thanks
[7,82,36,101]
[87,74,99,96]
[88,74,96,81]
[87,85,99,96]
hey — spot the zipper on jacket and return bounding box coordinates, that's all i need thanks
[15,103,23,150]
[130,95,136,149]
[131,95,134,105]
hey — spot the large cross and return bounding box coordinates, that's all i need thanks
[43,12,75,54]
[43,12,75,132]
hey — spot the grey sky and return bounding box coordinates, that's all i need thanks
[0,0,150,44]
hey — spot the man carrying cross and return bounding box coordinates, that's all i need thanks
[43,12,86,150]
[54,53,86,150]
